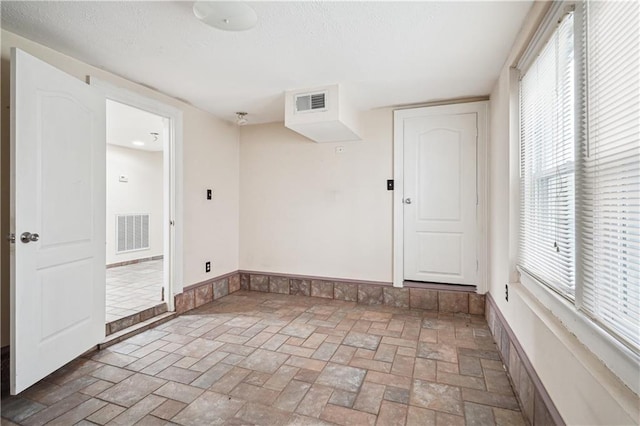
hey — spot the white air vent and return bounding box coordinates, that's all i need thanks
[116,214,150,253]
[295,92,327,113]
[285,84,361,143]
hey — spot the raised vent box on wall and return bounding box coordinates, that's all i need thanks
[285,84,362,143]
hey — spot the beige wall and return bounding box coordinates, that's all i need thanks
[239,110,393,282]
[106,145,163,265]
[182,106,240,285]
[0,30,240,347]
[487,3,638,424]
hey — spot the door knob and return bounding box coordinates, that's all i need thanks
[20,232,39,243]
[403,198,412,204]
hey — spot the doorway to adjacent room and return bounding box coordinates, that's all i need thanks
[105,99,167,322]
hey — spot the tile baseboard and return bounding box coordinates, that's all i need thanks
[175,273,240,314]
[175,270,485,316]
[106,255,163,269]
[486,293,564,426]
[106,302,168,336]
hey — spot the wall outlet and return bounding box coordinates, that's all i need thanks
[205,261,211,273]
[505,284,509,301]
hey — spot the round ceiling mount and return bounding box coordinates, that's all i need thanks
[193,2,257,32]
[236,112,249,126]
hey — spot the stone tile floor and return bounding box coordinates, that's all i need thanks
[106,260,164,322]
[1,291,526,425]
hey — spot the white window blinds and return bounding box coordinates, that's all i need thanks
[579,1,640,350]
[519,1,640,352]
[519,12,576,298]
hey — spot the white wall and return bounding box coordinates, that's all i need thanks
[240,109,394,282]
[106,144,163,265]
[487,3,638,425]
[0,30,240,347]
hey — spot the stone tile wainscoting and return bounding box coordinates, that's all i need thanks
[486,294,564,426]
[174,272,242,314]
[175,271,486,316]
[106,304,168,336]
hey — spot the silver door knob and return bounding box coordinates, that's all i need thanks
[20,232,39,243]
[403,198,412,204]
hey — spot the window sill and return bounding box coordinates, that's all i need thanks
[516,267,639,398]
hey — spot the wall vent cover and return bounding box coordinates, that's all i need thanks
[285,84,361,143]
[116,214,150,253]
[295,92,326,113]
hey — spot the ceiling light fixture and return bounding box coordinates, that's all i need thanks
[236,112,249,126]
[132,140,145,146]
[193,1,257,31]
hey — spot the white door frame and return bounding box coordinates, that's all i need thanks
[89,77,183,311]
[393,101,488,292]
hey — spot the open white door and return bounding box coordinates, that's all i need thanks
[402,112,478,285]
[10,48,106,394]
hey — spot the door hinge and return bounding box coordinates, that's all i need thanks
[476,260,479,272]
[7,233,15,243]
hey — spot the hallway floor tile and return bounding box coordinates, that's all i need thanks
[106,260,163,322]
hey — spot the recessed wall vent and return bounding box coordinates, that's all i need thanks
[295,92,326,113]
[116,214,150,253]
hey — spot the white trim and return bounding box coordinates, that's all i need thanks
[392,110,405,288]
[517,1,574,74]
[477,103,489,295]
[88,77,183,311]
[508,67,522,284]
[393,101,488,292]
[517,267,640,396]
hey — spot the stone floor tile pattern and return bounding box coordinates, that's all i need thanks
[2,291,526,425]
[106,260,164,322]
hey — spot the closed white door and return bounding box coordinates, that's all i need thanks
[10,48,106,394]
[403,112,477,285]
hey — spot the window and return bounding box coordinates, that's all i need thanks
[520,11,576,298]
[518,1,639,352]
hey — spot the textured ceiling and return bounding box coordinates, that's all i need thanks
[1,1,532,124]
